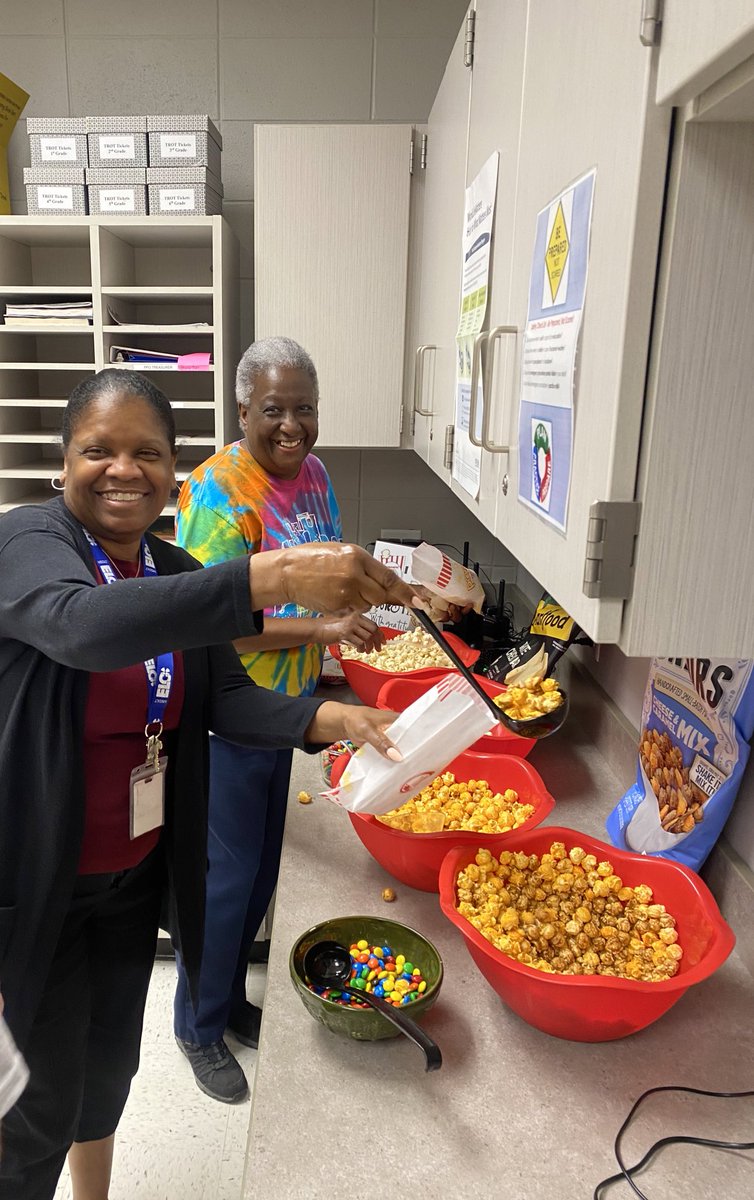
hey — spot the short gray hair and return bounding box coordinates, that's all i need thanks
[236,337,319,406]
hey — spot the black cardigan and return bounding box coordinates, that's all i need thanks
[0,498,324,1049]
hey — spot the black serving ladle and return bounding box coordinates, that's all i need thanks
[411,605,569,741]
[303,940,442,1072]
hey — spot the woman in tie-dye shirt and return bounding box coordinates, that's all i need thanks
[173,338,382,1103]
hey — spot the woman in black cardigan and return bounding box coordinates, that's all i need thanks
[0,370,413,1200]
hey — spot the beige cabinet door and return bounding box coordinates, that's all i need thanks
[410,10,472,480]
[493,0,670,644]
[453,0,528,533]
[620,119,754,657]
[656,0,754,106]
[254,124,412,447]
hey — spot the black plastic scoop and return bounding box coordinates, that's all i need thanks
[411,605,568,740]
[303,940,442,1072]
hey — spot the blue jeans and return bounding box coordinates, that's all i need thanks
[173,739,293,1045]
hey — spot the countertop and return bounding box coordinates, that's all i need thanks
[242,685,754,1199]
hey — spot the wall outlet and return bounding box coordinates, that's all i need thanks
[380,528,422,543]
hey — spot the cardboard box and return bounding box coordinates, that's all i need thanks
[24,168,87,215]
[147,115,222,176]
[87,117,148,169]
[146,166,223,216]
[86,168,148,215]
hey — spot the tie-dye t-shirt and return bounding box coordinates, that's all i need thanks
[176,441,342,697]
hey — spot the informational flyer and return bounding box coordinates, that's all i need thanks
[0,72,30,214]
[453,152,499,498]
[517,168,596,531]
[366,540,414,632]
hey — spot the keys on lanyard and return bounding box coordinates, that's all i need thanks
[145,723,164,771]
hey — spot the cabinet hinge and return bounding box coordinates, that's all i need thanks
[582,501,641,600]
[463,10,476,68]
[399,406,404,436]
[409,136,415,175]
[443,424,455,470]
[639,0,663,46]
[420,132,427,170]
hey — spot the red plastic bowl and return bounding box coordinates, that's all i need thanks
[328,627,480,708]
[376,673,536,758]
[438,826,735,1042]
[330,749,554,893]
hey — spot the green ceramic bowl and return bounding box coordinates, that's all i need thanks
[289,914,444,1041]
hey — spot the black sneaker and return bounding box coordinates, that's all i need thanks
[227,1001,262,1049]
[175,1036,249,1103]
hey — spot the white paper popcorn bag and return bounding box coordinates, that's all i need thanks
[322,675,497,815]
[410,542,486,615]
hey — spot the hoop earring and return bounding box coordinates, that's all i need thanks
[50,476,65,492]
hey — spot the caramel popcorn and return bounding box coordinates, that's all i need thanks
[493,675,564,721]
[455,841,682,982]
[377,771,535,835]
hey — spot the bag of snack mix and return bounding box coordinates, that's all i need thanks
[486,592,589,685]
[607,658,754,871]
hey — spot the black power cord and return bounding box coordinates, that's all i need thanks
[593,1085,754,1198]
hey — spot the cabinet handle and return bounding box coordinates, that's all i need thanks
[467,330,488,448]
[413,344,436,416]
[481,324,517,454]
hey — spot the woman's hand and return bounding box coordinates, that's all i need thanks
[411,584,472,625]
[249,543,418,616]
[306,701,402,761]
[320,612,384,654]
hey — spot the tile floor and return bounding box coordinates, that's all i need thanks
[53,959,265,1200]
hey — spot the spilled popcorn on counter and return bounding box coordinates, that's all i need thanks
[377,771,535,834]
[381,887,397,902]
[494,675,564,721]
[340,627,452,672]
[455,841,683,982]
[297,791,313,805]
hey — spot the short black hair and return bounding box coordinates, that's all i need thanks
[62,369,176,451]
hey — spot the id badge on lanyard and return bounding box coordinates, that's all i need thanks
[83,529,173,839]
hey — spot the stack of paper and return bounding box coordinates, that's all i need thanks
[3,300,93,327]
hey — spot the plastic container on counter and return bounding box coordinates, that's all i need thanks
[376,672,536,758]
[438,825,735,1042]
[331,749,555,893]
[328,627,480,708]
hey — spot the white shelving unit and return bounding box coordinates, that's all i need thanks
[0,217,239,520]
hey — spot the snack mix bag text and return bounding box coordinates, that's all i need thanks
[607,658,754,871]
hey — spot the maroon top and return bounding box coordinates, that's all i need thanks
[78,554,185,874]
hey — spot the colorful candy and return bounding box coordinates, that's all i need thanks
[307,941,430,1009]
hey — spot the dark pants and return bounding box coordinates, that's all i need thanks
[173,740,293,1045]
[0,849,163,1200]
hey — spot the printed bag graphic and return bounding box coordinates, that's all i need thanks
[607,658,754,871]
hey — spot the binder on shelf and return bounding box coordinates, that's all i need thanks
[109,345,212,371]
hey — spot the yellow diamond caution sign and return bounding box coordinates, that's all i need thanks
[545,200,569,303]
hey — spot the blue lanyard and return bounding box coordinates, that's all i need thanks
[83,528,173,729]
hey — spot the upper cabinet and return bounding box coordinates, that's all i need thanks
[254,124,412,448]
[409,15,472,480]
[408,0,754,657]
[493,1,670,646]
[655,0,754,110]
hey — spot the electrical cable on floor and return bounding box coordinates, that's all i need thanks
[593,1085,754,1198]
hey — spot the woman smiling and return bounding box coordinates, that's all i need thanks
[0,368,412,1200]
